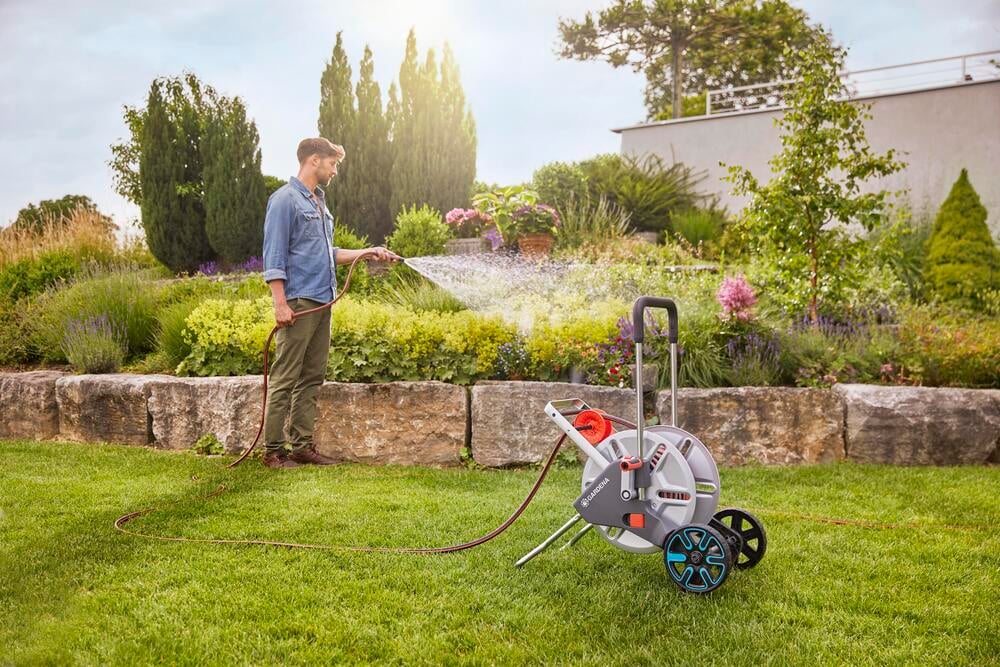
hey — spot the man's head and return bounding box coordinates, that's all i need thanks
[297,137,345,187]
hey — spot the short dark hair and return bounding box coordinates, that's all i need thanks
[296,137,345,164]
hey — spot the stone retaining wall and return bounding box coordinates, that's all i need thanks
[655,387,845,465]
[0,372,996,466]
[471,381,638,467]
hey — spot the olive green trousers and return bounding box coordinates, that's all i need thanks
[263,298,331,453]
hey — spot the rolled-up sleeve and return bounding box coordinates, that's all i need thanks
[262,194,291,283]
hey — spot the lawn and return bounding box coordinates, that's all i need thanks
[1,440,997,665]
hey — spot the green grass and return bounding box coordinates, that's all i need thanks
[1,440,998,665]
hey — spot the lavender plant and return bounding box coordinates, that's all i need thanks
[60,314,127,373]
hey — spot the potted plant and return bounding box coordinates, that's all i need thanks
[511,203,561,257]
[444,208,491,255]
[471,186,540,251]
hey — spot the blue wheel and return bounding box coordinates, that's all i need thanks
[663,524,733,594]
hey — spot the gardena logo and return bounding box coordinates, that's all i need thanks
[580,477,611,508]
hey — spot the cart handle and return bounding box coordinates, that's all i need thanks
[632,296,678,344]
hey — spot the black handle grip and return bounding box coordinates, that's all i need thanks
[632,296,678,344]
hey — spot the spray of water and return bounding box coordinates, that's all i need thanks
[404,253,640,333]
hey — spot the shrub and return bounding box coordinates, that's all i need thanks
[29,270,161,363]
[375,277,466,313]
[531,161,588,206]
[0,207,117,271]
[552,196,631,251]
[155,298,201,370]
[176,297,275,376]
[60,314,128,374]
[159,273,267,306]
[0,250,83,302]
[524,301,623,382]
[334,224,373,297]
[778,315,902,387]
[869,204,933,301]
[896,306,1000,388]
[326,298,515,384]
[175,296,515,384]
[0,297,36,366]
[386,205,451,259]
[11,196,114,235]
[578,153,706,233]
[670,205,728,249]
[924,169,1000,308]
[493,336,532,380]
[725,332,782,386]
[670,311,728,388]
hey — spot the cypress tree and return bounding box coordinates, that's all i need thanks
[318,32,356,225]
[348,45,393,243]
[389,30,422,217]
[139,79,214,273]
[389,31,477,217]
[439,44,477,207]
[924,168,1000,306]
[202,97,267,263]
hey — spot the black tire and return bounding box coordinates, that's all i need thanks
[713,508,767,570]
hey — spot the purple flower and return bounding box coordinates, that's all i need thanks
[234,256,263,273]
[198,260,219,276]
[483,227,503,250]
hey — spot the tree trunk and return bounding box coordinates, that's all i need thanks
[671,34,684,119]
[809,236,819,325]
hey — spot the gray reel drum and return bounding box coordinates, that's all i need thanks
[581,426,721,554]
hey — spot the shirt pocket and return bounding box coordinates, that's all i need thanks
[295,206,324,240]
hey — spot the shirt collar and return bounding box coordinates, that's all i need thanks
[289,176,325,200]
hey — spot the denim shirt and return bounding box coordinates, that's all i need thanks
[262,176,339,303]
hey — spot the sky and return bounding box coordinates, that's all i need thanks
[1,0,998,234]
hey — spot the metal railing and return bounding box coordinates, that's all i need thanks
[705,49,1000,116]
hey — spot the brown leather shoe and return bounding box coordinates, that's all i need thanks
[288,446,338,466]
[262,451,300,469]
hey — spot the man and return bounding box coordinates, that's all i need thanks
[261,137,400,469]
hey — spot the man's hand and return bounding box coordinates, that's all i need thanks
[365,246,403,263]
[274,302,295,328]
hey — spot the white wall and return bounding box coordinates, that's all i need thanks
[616,80,1000,235]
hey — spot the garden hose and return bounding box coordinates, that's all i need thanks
[112,256,988,553]
[113,252,607,554]
[114,430,575,553]
[227,252,377,468]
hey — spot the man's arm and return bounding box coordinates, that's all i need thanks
[262,195,295,328]
[334,247,402,265]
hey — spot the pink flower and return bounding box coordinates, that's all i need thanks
[716,275,757,321]
[446,208,465,225]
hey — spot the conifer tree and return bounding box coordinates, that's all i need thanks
[389,30,422,218]
[318,32,356,224]
[388,30,477,217]
[138,79,215,273]
[924,169,1000,306]
[438,44,477,208]
[202,97,267,263]
[347,45,393,243]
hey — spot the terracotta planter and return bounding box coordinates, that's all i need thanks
[517,233,554,258]
[445,237,489,255]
